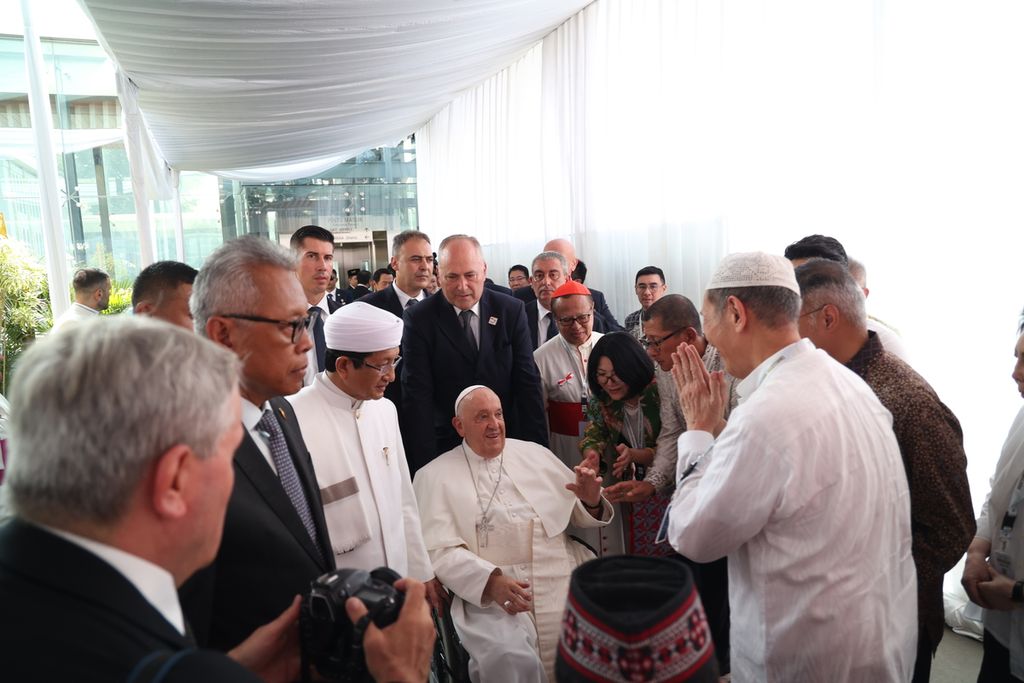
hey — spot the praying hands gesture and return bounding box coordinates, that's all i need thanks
[670,342,728,437]
[566,450,604,517]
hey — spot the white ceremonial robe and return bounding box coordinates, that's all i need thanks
[667,339,917,683]
[287,373,432,580]
[414,438,613,683]
[533,332,602,469]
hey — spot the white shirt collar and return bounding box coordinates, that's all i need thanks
[537,299,551,316]
[392,282,424,308]
[315,372,366,412]
[40,523,185,635]
[452,300,481,318]
[71,302,100,315]
[311,293,330,314]
[735,338,811,403]
[241,397,271,431]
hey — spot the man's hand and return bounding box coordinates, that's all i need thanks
[566,450,603,509]
[962,538,994,608]
[346,578,435,683]
[604,480,656,504]
[227,595,301,683]
[978,570,1017,612]
[424,576,450,611]
[670,343,727,435]
[483,570,532,614]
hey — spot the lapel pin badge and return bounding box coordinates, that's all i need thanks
[488,316,498,326]
[277,407,286,420]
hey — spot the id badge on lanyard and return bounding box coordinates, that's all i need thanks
[995,470,1024,577]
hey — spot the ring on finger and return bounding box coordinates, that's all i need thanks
[503,600,512,609]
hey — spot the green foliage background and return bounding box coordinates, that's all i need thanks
[0,237,52,394]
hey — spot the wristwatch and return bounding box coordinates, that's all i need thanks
[1012,580,1024,604]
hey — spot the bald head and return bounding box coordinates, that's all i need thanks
[543,238,578,274]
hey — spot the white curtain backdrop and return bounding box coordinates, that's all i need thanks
[417,0,1024,512]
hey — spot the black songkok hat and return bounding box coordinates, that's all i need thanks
[346,268,360,277]
[556,556,718,683]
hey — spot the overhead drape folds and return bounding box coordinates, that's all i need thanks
[78,0,591,180]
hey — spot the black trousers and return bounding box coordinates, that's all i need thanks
[978,628,1024,683]
[671,554,730,675]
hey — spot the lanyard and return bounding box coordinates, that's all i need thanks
[557,335,589,402]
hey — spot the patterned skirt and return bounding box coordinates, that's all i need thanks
[625,490,675,557]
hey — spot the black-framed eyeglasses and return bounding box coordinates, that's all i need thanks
[362,356,402,375]
[640,327,686,350]
[556,312,593,327]
[219,313,315,343]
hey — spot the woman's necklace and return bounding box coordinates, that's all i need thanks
[461,443,504,548]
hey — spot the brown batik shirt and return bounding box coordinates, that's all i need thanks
[846,331,975,648]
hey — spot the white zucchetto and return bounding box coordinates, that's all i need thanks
[324,302,403,352]
[454,384,489,415]
[706,252,800,295]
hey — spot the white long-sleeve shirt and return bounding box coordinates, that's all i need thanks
[667,339,917,683]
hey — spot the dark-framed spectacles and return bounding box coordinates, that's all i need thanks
[800,305,827,318]
[556,312,593,327]
[219,313,315,343]
[362,356,402,375]
[640,327,686,350]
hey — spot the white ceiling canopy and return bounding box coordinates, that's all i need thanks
[78,0,591,178]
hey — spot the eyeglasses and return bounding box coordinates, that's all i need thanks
[556,312,593,327]
[640,328,686,350]
[508,275,528,283]
[635,283,665,292]
[362,356,402,375]
[800,305,827,318]
[595,370,622,385]
[219,313,315,343]
[532,271,565,283]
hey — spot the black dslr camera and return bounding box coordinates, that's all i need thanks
[300,567,405,682]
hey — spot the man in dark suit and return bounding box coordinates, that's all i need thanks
[180,235,336,650]
[291,225,342,387]
[340,267,361,304]
[0,317,290,682]
[514,238,624,332]
[363,230,434,431]
[401,234,548,472]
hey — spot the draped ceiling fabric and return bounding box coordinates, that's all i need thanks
[77,0,592,180]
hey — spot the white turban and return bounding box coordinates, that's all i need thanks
[324,302,403,352]
[707,251,800,295]
[454,384,489,415]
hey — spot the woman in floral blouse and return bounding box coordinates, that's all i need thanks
[579,332,671,557]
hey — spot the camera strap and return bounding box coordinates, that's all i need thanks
[126,649,195,683]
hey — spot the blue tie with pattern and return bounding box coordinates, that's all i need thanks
[256,409,321,556]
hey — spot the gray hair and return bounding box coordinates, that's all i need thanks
[847,257,867,289]
[392,229,431,256]
[531,251,569,275]
[705,286,801,329]
[191,235,298,337]
[3,316,240,527]
[793,258,867,327]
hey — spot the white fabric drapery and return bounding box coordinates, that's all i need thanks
[77,0,592,180]
[417,0,1024,516]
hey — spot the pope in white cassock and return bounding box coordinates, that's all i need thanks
[414,385,613,683]
[287,302,443,607]
[665,252,917,682]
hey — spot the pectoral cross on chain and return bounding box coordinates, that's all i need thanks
[477,515,496,548]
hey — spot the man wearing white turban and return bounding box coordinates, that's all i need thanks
[287,302,442,607]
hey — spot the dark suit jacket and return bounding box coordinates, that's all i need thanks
[326,296,343,314]
[362,285,412,440]
[514,285,624,334]
[484,279,514,296]
[180,397,334,651]
[0,518,260,683]
[401,289,548,472]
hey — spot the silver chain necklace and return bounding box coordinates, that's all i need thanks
[461,443,504,548]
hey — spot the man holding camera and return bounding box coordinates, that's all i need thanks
[0,315,435,682]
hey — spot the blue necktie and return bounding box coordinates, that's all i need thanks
[256,409,321,556]
[309,307,326,372]
[546,312,557,341]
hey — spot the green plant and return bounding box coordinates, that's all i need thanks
[101,277,134,316]
[0,236,52,395]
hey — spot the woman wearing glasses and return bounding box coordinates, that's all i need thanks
[578,332,673,558]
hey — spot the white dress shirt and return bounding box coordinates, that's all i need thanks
[667,339,917,682]
[392,282,425,309]
[51,302,99,332]
[43,524,185,635]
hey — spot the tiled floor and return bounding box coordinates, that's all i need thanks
[932,628,982,683]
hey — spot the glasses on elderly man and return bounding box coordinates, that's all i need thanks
[556,312,593,327]
[219,313,316,343]
[639,328,686,351]
[362,356,402,375]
